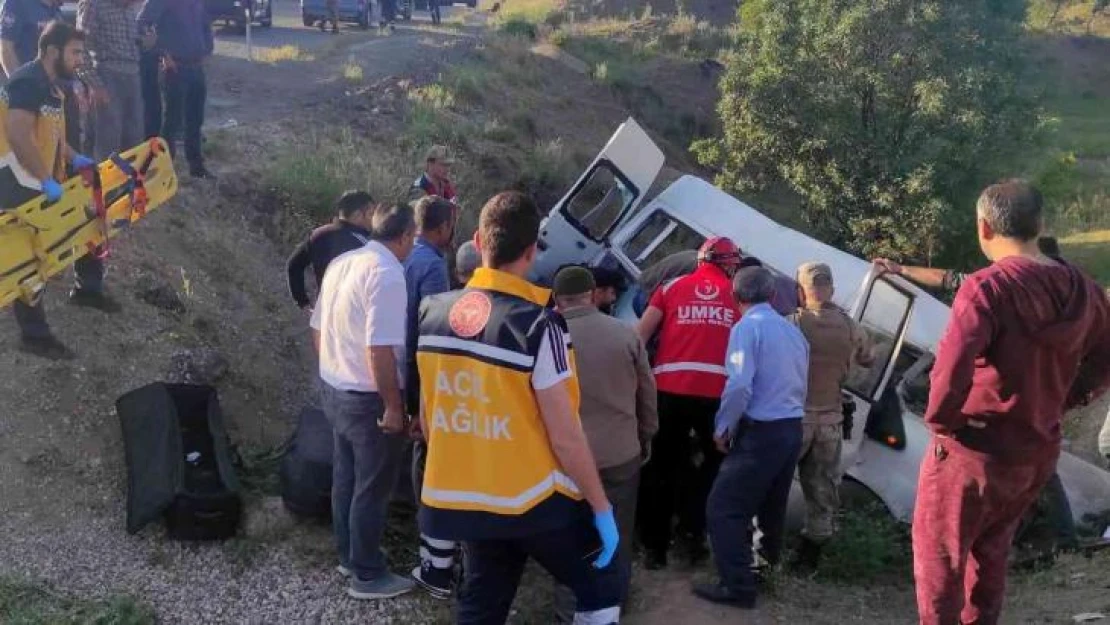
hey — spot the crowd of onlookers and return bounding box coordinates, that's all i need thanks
[294,162,1110,625]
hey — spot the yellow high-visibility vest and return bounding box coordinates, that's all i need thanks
[416,268,584,540]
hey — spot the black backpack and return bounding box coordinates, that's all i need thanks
[279,406,334,520]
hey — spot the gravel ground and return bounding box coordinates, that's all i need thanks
[0,498,449,624]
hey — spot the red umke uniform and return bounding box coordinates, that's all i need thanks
[648,263,739,398]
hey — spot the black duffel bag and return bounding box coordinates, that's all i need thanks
[118,383,242,541]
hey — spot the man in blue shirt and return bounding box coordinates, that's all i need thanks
[403,195,455,414]
[693,266,809,610]
[137,0,213,178]
[403,195,458,600]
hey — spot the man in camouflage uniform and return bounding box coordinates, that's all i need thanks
[789,262,873,570]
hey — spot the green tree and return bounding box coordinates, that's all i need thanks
[693,0,1041,266]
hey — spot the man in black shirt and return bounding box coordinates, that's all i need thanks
[286,190,375,311]
[2,21,111,360]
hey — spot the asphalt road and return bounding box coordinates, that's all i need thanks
[213,0,469,60]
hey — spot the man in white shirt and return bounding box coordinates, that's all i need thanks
[311,202,417,601]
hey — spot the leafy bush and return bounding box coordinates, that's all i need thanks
[813,498,913,585]
[499,17,538,38]
[260,129,415,227]
[443,64,495,106]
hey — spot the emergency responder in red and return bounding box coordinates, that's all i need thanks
[635,236,742,570]
[913,180,1110,625]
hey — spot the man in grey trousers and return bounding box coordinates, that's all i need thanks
[550,265,658,622]
[311,203,418,600]
[77,0,149,159]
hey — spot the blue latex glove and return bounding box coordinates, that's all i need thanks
[41,178,63,202]
[592,507,619,569]
[71,154,95,170]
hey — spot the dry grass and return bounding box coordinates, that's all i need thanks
[487,0,567,26]
[1028,0,1110,36]
[1060,228,1110,284]
[342,61,364,82]
[255,44,314,64]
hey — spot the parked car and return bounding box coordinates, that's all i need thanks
[396,0,478,22]
[531,117,1110,541]
[301,0,372,29]
[207,0,273,34]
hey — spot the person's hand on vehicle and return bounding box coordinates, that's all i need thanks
[41,178,63,202]
[378,407,406,434]
[873,258,903,275]
[71,154,95,170]
[592,505,619,569]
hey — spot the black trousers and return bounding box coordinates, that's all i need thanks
[458,513,629,624]
[708,418,802,593]
[140,50,162,139]
[161,63,206,169]
[637,391,722,554]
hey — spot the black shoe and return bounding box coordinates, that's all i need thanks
[790,537,823,573]
[691,583,756,609]
[18,334,74,360]
[644,549,668,571]
[68,289,122,313]
[410,564,452,600]
[190,166,216,180]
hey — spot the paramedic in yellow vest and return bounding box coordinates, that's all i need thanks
[1,21,110,361]
[416,191,628,624]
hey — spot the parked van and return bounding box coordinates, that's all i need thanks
[301,0,372,29]
[532,118,1110,536]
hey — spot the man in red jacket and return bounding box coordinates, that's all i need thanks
[913,180,1110,625]
[636,236,742,569]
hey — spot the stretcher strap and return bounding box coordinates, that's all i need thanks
[80,163,110,260]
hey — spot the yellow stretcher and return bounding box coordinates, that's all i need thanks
[0,138,178,310]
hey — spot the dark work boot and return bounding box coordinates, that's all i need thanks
[691,583,756,609]
[18,334,74,360]
[69,289,122,313]
[790,537,823,574]
[190,165,217,180]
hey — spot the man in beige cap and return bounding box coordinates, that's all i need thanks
[551,264,657,623]
[410,145,458,204]
[788,262,873,571]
